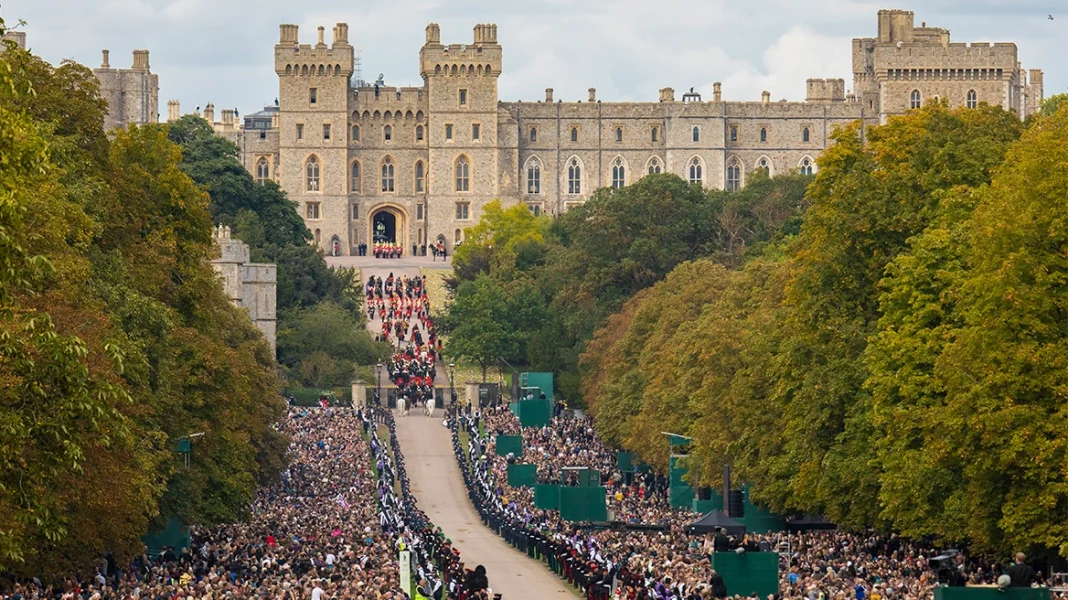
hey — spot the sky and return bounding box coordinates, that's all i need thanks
[4,0,1065,118]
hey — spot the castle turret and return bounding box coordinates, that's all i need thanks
[274,22,355,255]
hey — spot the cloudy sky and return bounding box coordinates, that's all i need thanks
[5,0,1064,116]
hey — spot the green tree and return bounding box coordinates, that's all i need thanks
[277,301,391,388]
[445,276,514,381]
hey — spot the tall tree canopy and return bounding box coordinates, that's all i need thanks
[0,34,286,579]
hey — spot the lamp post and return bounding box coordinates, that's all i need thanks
[375,362,383,408]
[448,363,456,407]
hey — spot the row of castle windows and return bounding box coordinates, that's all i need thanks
[302,123,485,144]
[540,124,813,145]
[302,155,467,194]
[909,89,980,110]
[432,64,494,77]
[293,153,818,198]
[888,68,1003,81]
[284,64,344,77]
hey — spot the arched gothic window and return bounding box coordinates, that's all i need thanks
[726,158,741,191]
[615,127,623,142]
[611,158,625,189]
[567,158,581,195]
[648,157,662,174]
[415,161,425,193]
[760,127,767,142]
[352,125,360,141]
[527,158,541,194]
[530,127,537,142]
[351,161,361,193]
[384,125,392,141]
[688,157,702,185]
[692,126,700,142]
[455,156,469,192]
[800,157,814,176]
[757,157,770,175]
[416,125,424,141]
[802,127,810,143]
[910,89,921,109]
[256,157,269,184]
[570,127,578,142]
[305,156,320,191]
[381,157,394,192]
[966,89,977,109]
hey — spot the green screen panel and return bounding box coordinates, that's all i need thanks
[710,552,779,599]
[495,435,523,457]
[507,463,537,488]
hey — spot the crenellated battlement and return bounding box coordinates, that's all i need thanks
[419,22,502,78]
[274,23,354,77]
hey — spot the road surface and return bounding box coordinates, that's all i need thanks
[394,412,574,600]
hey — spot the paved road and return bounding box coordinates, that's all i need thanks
[394,412,573,600]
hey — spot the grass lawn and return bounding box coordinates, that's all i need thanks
[419,267,451,309]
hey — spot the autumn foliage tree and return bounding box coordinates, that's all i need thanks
[0,31,286,580]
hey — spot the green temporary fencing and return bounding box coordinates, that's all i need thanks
[142,516,190,556]
[669,455,694,509]
[517,399,551,428]
[617,451,633,472]
[935,588,1049,600]
[495,435,523,457]
[739,484,787,533]
[534,484,560,510]
[710,551,779,599]
[559,485,608,522]
[520,372,554,401]
[507,463,537,488]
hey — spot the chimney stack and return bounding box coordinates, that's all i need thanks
[132,49,149,70]
[167,100,180,122]
[659,87,675,102]
[203,102,215,124]
[426,23,441,44]
[333,23,349,46]
[761,90,770,105]
[279,24,299,45]
[545,88,554,102]
[221,109,235,129]
[316,26,326,48]
[713,82,722,103]
[101,49,110,68]
[588,88,596,102]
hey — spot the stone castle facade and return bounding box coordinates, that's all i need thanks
[16,9,1045,259]
[2,30,159,132]
[211,226,278,354]
[189,9,1040,257]
[93,48,159,132]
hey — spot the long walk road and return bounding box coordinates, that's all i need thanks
[328,255,573,599]
[394,413,574,600]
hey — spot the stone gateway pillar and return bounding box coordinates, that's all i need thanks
[351,380,367,409]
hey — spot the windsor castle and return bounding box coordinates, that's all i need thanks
[5,10,1045,258]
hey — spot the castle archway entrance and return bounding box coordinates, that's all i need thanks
[368,204,409,253]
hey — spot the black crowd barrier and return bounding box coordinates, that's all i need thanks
[448,414,616,600]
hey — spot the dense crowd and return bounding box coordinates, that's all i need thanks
[455,408,1053,600]
[2,408,491,600]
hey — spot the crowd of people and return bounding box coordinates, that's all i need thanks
[2,407,494,600]
[452,407,1057,600]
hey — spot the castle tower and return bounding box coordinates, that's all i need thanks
[275,22,355,255]
[419,23,503,246]
[93,49,159,131]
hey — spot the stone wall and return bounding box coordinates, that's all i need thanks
[211,226,277,355]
